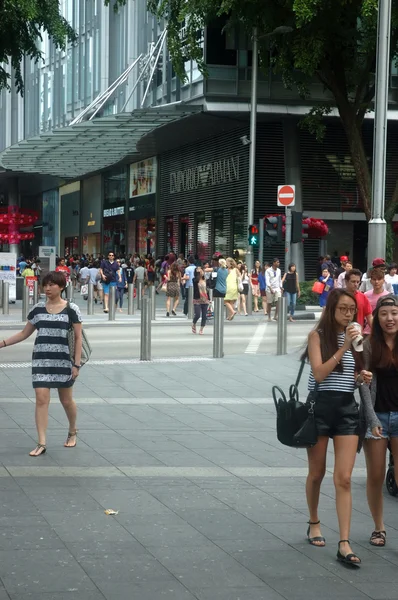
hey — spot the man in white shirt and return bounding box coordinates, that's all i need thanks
[265,258,283,321]
[360,257,393,293]
[335,262,352,289]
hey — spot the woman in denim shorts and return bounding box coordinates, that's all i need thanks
[361,295,398,548]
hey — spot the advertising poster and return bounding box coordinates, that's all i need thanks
[0,253,17,301]
[39,246,56,284]
[130,157,157,197]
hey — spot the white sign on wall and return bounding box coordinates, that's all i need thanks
[0,252,17,301]
[39,246,56,272]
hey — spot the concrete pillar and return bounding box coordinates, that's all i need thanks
[7,178,19,256]
[283,119,305,281]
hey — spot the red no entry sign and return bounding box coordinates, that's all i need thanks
[277,184,295,207]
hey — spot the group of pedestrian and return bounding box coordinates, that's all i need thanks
[302,263,398,567]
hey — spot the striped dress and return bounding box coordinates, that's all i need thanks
[308,332,356,393]
[27,301,82,389]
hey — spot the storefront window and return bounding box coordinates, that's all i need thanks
[232,207,246,260]
[196,213,209,261]
[103,167,127,255]
[166,217,174,253]
[213,210,228,257]
[179,215,190,257]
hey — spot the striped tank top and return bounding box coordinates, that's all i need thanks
[308,332,355,393]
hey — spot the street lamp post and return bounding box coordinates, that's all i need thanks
[246,27,258,278]
[368,0,392,265]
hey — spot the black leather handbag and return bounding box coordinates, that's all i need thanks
[272,360,318,449]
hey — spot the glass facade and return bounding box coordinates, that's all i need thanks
[0,0,204,155]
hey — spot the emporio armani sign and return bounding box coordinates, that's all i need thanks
[170,156,240,194]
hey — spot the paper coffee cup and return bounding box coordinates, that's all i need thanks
[348,321,363,352]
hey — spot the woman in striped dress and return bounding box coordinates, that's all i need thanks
[0,271,82,457]
[303,289,373,566]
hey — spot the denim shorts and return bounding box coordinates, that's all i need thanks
[102,281,116,295]
[365,411,398,440]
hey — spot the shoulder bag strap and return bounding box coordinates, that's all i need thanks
[295,359,306,388]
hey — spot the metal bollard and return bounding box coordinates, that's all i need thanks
[128,284,135,315]
[2,282,9,315]
[137,282,143,310]
[0,280,3,309]
[87,282,94,315]
[140,296,151,361]
[149,285,156,320]
[33,280,39,305]
[188,286,194,320]
[276,296,288,355]
[66,284,73,301]
[247,286,253,316]
[108,285,116,321]
[213,296,224,358]
[22,284,29,321]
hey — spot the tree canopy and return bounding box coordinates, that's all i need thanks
[0,0,124,94]
[149,0,398,226]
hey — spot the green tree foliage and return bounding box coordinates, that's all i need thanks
[149,0,398,227]
[0,0,124,94]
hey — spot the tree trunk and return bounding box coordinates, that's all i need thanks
[339,115,372,220]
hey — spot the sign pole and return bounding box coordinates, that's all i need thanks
[285,208,292,271]
[259,217,264,265]
[277,185,295,272]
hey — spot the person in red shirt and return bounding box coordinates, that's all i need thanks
[55,258,71,285]
[345,269,373,330]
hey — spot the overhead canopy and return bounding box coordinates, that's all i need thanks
[0,106,201,179]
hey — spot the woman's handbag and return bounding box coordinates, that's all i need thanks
[237,277,244,293]
[66,303,92,367]
[312,281,325,294]
[272,360,318,448]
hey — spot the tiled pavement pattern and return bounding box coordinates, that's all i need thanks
[0,354,396,599]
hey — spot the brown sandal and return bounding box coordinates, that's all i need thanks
[29,444,46,457]
[64,430,77,448]
[370,530,386,547]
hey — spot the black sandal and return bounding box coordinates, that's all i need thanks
[64,430,77,448]
[370,530,386,547]
[337,539,361,567]
[306,520,325,546]
[29,444,46,457]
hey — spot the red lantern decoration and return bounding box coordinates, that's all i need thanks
[263,214,328,239]
[0,206,39,245]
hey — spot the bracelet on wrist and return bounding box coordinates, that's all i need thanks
[332,355,339,364]
[73,364,81,369]
[2,340,6,348]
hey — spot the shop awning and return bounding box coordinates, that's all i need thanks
[0,106,201,179]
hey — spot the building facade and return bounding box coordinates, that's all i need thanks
[1,1,398,277]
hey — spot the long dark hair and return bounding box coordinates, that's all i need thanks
[302,288,357,372]
[370,304,398,370]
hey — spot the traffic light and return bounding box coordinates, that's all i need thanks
[264,216,283,245]
[248,224,259,247]
[291,211,309,243]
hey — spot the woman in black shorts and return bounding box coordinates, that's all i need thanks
[303,288,373,566]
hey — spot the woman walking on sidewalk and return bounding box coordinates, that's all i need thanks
[224,258,240,320]
[303,288,373,566]
[192,267,209,334]
[0,271,82,457]
[282,263,300,322]
[238,263,249,316]
[166,262,181,317]
[250,260,261,312]
[361,295,398,548]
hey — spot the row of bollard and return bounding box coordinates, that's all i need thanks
[16,280,286,360]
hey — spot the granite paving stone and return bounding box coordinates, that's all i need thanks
[0,353,396,600]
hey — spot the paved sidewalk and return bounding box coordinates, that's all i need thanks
[0,354,396,599]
